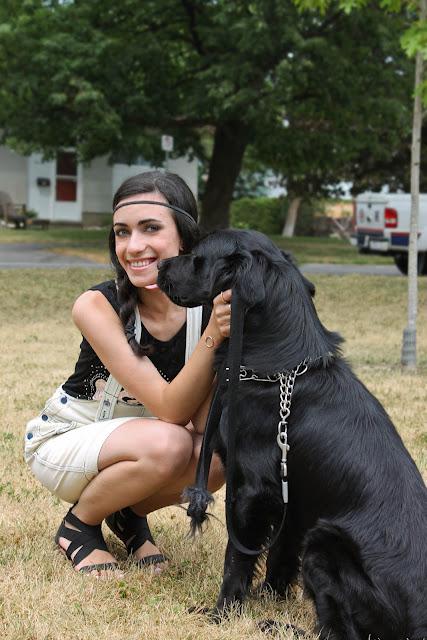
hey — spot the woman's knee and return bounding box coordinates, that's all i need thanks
[99,419,192,474]
[143,423,193,481]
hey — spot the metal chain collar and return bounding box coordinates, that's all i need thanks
[236,355,331,505]
[276,359,308,504]
[238,358,310,506]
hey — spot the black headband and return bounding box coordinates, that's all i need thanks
[113,199,198,225]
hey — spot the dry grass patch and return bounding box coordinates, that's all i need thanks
[51,247,109,264]
[0,269,425,640]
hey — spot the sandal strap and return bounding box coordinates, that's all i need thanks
[57,507,109,567]
[105,507,154,555]
[134,553,168,567]
[78,562,118,574]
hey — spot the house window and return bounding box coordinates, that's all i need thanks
[56,151,77,202]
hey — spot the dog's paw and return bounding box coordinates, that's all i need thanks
[257,619,307,638]
[188,603,241,624]
[206,608,225,625]
[187,605,210,616]
[187,605,227,623]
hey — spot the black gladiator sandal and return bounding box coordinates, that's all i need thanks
[55,507,119,574]
[105,507,168,567]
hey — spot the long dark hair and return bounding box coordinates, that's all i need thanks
[109,170,200,357]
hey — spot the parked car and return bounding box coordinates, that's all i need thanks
[352,192,427,274]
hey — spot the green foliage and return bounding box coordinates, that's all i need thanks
[230,197,320,235]
[293,0,405,12]
[23,209,38,219]
[401,17,427,57]
[252,6,415,196]
[230,197,286,234]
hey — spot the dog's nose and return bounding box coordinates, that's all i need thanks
[157,260,164,270]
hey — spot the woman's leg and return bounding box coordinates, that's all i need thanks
[58,418,193,573]
[132,385,224,514]
[116,432,224,566]
[59,387,225,574]
[133,432,224,514]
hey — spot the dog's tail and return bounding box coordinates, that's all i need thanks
[182,486,214,535]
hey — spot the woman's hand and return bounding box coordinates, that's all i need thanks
[207,289,232,342]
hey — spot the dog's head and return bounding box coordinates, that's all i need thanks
[157,229,311,308]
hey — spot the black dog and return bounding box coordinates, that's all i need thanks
[157,229,427,640]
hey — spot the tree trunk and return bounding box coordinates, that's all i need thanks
[401,0,426,369]
[282,196,302,237]
[200,120,250,231]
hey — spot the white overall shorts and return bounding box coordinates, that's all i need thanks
[24,305,203,504]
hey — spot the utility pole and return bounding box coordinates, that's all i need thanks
[401,0,427,368]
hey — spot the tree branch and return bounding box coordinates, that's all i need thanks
[180,0,206,56]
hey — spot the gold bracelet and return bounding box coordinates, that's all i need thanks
[205,335,215,348]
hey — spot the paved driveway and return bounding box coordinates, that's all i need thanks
[0,242,401,275]
[301,262,400,276]
[0,243,109,269]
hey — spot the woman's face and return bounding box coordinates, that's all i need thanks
[113,192,182,289]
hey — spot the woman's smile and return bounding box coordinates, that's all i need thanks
[127,257,157,271]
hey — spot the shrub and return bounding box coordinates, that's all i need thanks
[230,197,285,234]
[230,197,322,236]
[24,209,38,219]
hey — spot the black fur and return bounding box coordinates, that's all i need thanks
[158,229,427,640]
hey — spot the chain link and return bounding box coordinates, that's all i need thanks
[276,359,309,503]
[235,357,315,504]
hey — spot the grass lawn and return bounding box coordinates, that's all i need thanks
[0,269,425,640]
[0,226,395,266]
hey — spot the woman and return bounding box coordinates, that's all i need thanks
[24,171,230,577]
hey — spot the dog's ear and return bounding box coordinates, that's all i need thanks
[232,249,266,308]
[280,249,316,298]
[302,274,316,298]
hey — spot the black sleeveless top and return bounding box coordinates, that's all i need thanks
[62,280,210,403]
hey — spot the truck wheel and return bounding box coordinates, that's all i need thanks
[393,252,427,275]
[420,252,427,275]
[394,254,408,274]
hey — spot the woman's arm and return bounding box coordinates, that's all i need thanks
[71,290,231,425]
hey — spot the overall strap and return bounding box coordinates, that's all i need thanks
[185,305,203,362]
[96,305,203,421]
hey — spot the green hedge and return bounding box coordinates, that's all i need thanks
[230,197,320,236]
[230,197,285,234]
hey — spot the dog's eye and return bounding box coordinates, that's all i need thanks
[193,255,204,270]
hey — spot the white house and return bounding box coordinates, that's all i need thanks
[0,146,198,225]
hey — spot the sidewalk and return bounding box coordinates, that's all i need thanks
[0,243,109,269]
[301,263,400,276]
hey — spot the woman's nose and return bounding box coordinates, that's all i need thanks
[127,230,146,254]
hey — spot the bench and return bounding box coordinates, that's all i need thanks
[28,218,50,230]
[7,213,28,229]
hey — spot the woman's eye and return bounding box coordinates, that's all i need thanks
[145,224,161,233]
[114,229,129,237]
